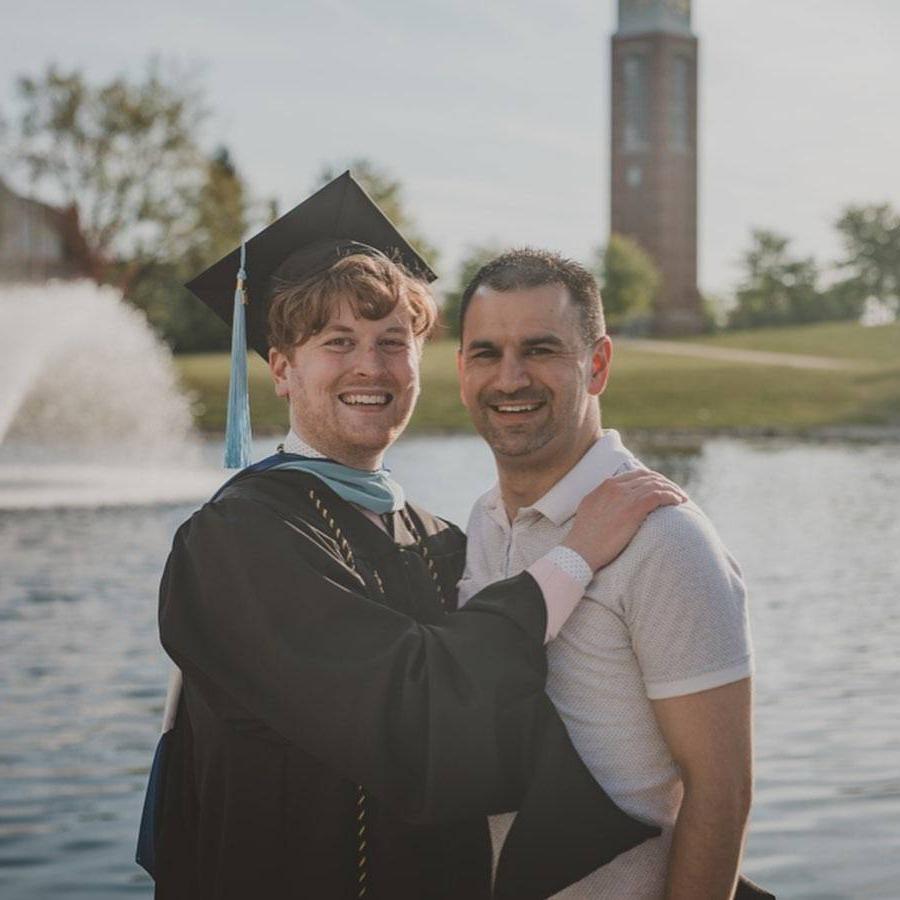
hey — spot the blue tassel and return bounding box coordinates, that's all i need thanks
[224,242,253,469]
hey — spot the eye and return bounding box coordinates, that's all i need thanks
[469,349,499,360]
[380,338,410,349]
[324,336,354,348]
[525,346,554,356]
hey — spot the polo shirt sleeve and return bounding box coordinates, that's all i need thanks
[622,504,754,700]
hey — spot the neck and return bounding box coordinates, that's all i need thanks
[291,423,384,471]
[497,421,602,521]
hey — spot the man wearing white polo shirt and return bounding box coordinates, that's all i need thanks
[456,249,757,899]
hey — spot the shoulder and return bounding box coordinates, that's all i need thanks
[612,500,746,618]
[179,472,348,561]
[168,483,365,597]
[610,503,753,694]
[213,468,321,510]
[628,500,735,571]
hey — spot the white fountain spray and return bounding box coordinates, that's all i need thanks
[0,281,226,508]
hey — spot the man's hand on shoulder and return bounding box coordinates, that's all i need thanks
[563,469,688,572]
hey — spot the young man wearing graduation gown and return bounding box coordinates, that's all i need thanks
[148,174,687,900]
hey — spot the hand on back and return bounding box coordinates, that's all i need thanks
[563,469,688,572]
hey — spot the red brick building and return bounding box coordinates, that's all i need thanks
[0,179,92,283]
[610,0,703,334]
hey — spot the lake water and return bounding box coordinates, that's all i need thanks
[1,434,898,899]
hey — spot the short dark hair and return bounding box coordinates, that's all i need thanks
[458,247,605,343]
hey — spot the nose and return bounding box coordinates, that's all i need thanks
[352,341,389,378]
[493,351,531,394]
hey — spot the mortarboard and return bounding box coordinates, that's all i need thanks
[184,171,437,468]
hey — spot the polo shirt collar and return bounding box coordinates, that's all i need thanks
[484,483,508,530]
[481,430,636,529]
[530,430,636,526]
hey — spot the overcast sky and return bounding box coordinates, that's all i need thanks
[3,0,899,294]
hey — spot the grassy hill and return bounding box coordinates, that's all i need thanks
[683,320,900,363]
[174,321,900,436]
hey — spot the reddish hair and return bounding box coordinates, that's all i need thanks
[268,253,437,354]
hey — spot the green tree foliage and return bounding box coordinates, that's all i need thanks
[187,147,250,268]
[700,293,729,332]
[317,158,440,267]
[5,64,255,351]
[6,62,208,282]
[440,243,503,340]
[595,234,660,331]
[834,203,900,316]
[728,230,825,329]
[128,147,250,352]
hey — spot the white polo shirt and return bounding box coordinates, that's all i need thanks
[459,430,753,898]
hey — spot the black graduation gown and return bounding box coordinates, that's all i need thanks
[154,469,658,899]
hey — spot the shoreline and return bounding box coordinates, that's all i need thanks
[196,423,900,445]
[176,323,900,439]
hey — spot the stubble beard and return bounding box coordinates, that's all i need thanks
[335,386,419,467]
[477,407,557,460]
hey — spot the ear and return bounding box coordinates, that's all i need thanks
[269,347,291,398]
[587,336,613,397]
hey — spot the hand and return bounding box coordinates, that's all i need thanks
[563,469,688,571]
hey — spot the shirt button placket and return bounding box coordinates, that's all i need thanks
[506,516,527,579]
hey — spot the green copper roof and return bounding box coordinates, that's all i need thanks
[616,0,694,37]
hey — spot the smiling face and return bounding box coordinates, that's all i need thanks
[269,300,420,470]
[457,282,612,472]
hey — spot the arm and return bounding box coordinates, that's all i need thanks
[159,495,661,895]
[652,679,753,900]
[619,504,755,898]
[159,497,545,821]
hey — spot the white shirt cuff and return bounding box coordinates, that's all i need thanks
[545,546,593,587]
[527,547,593,643]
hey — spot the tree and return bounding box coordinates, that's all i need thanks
[5,62,209,285]
[595,234,660,331]
[126,146,251,352]
[728,230,824,329]
[834,203,900,316]
[441,243,503,339]
[316,158,440,266]
[4,64,261,351]
[186,147,249,267]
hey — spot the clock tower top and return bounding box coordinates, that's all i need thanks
[616,0,693,37]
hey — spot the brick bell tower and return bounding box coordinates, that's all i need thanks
[610,0,702,334]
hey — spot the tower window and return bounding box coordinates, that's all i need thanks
[622,53,649,152]
[669,55,690,152]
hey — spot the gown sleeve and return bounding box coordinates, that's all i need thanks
[159,496,546,822]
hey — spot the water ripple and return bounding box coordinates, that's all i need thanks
[1,437,898,898]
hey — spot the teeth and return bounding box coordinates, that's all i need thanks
[496,404,540,413]
[342,393,389,406]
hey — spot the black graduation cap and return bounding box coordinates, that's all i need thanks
[186,170,437,360]
[184,170,437,469]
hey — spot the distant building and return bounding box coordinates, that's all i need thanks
[0,179,92,283]
[610,0,703,334]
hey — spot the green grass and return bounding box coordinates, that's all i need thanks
[176,354,290,434]
[174,320,900,435]
[607,348,899,430]
[682,320,900,363]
